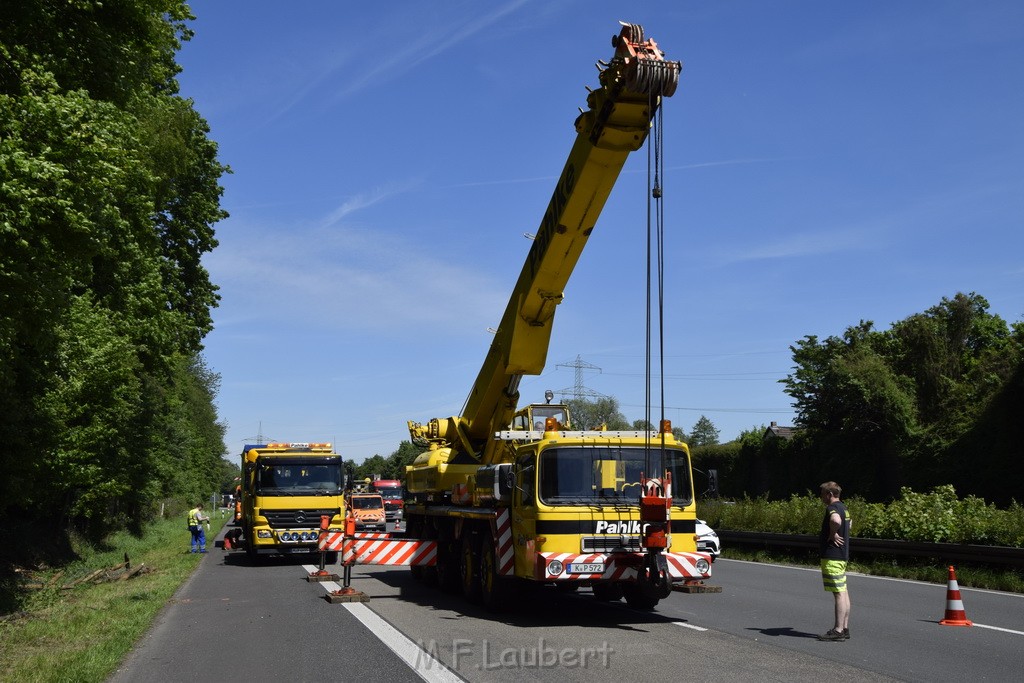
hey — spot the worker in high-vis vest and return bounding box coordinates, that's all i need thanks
[187,503,210,553]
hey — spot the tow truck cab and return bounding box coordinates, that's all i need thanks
[348,493,386,532]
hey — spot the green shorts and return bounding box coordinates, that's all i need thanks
[821,559,848,593]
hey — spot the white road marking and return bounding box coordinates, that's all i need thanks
[973,623,1024,636]
[343,602,466,683]
[673,621,708,632]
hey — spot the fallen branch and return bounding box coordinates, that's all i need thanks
[60,559,151,589]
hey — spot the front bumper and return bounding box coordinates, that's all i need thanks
[535,550,713,582]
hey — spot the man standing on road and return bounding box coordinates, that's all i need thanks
[188,503,210,554]
[818,481,851,641]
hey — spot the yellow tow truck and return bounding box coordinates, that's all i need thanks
[233,442,347,562]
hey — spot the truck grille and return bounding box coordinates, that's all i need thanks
[581,536,642,553]
[262,508,340,528]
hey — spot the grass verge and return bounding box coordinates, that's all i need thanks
[0,513,228,683]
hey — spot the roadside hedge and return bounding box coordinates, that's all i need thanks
[698,485,1024,548]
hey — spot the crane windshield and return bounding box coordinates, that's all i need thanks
[538,446,692,506]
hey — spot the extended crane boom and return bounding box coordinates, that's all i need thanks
[409,23,681,466]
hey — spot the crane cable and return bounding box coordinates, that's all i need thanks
[644,92,668,481]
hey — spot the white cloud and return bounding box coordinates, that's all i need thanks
[206,184,505,333]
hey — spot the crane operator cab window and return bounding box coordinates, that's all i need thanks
[511,405,569,432]
[532,405,567,430]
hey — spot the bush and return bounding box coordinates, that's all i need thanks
[703,485,1022,548]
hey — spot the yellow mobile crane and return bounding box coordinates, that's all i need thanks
[403,22,714,611]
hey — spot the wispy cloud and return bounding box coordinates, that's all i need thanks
[667,157,799,172]
[320,179,422,228]
[712,179,1018,268]
[226,1,533,129]
[332,0,532,101]
[206,182,504,333]
[443,175,556,189]
[716,227,869,266]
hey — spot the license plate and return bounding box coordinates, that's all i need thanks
[566,562,605,574]
[285,547,313,554]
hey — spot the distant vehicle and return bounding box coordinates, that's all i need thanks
[348,493,386,532]
[696,520,720,560]
[370,479,404,524]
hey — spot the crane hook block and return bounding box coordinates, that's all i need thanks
[609,22,681,97]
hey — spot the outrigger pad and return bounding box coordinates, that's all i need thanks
[325,591,369,603]
[674,582,723,593]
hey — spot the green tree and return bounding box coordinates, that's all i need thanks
[0,1,228,550]
[689,416,720,447]
[781,292,1023,502]
[384,441,422,480]
[565,397,629,430]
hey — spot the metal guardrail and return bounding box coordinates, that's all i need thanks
[718,531,1024,568]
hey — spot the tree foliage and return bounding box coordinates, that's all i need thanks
[689,415,720,447]
[565,396,629,430]
[781,293,1023,503]
[349,441,422,483]
[0,1,228,552]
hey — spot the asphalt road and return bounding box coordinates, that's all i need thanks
[109,530,1024,682]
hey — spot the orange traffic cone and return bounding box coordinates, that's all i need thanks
[939,565,973,626]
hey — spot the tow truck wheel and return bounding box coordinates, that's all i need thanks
[479,534,512,612]
[435,540,460,593]
[460,533,481,602]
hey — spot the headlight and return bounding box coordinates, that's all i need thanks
[547,559,564,576]
[695,557,711,574]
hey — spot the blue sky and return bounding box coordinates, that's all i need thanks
[176,1,1024,463]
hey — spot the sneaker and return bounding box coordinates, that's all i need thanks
[199,550,208,554]
[841,628,850,640]
[817,628,845,641]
